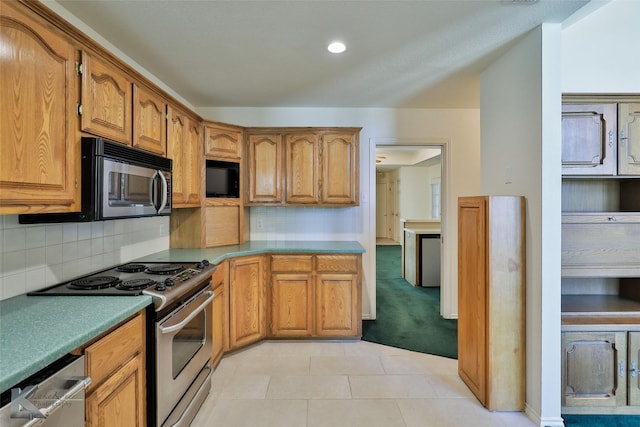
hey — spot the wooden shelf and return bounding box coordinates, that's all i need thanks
[562,295,640,325]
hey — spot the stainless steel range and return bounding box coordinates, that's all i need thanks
[29,260,217,427]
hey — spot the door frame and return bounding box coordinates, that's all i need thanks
[368,137,452,320]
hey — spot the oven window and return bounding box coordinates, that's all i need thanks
[172,310,206,379]
[108,171,153,207]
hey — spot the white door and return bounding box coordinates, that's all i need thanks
[376,182,388,238]
[391,179,400,242]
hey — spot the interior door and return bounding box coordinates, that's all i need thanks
[376,182,388,238]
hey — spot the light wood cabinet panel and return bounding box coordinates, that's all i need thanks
[320,132,358,204]
[618,103,640,175]
[562,331,627,407]
[271,273,314,337]
[229,256,266,349]
[247,133,283,204]
[167,105,201,207]
[204,122,243,160]
[85,312,146,427]
[205,205,240,246]
[0,3,80,214]
[212,261,228,367]
[285,133,319,204]
[81,50,132,144]
[133,84,166,155]
[458,196,525,411]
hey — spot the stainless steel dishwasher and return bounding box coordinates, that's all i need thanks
[0,354,90,427]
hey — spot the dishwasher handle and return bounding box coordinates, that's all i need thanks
[20,376,91,427]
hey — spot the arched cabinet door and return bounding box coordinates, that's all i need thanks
[0,2,80,214]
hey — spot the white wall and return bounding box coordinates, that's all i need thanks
[0,216,170,300]
[562,0,640,93]
[198,107,480,319]
[398,166,431,219]
[480,24,563,427]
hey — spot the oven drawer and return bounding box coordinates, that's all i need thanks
[85,312,144,393]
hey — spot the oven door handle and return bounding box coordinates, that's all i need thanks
[21,375,92,427]
[159,291,214,334]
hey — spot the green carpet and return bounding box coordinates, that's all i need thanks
[563,414,640,427]
[361,245,458,359]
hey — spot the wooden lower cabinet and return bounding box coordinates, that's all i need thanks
[84,311,146,427]
[271,266,314,337]
[269,254,361,338]
[212,261,228,366]
[562,330,640,411]
[229,255,266,349]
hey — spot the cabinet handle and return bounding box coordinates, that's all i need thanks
[632,361,638,378]
[620,360,626,378]
[609,130,614,148]
[608,216,617,222]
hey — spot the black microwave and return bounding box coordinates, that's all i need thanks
[206,160,239,198]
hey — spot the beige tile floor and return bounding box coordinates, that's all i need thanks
[191,340,536,427]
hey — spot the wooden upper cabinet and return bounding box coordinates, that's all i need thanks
[321,132,359,205]
[81,50,132,144]
[204,122,243,160]
[167,105,201,207]
[246,133,283,204]
[132,84,166,155]
[618,103,640,175]
[246,128,360,207]
[0,2,80,214]
[285,133,319,204]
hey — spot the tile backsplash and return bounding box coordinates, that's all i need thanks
[0,215,169,301]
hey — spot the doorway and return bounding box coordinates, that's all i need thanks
[369,139,450,321]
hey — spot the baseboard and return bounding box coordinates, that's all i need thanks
[525,403,565,427]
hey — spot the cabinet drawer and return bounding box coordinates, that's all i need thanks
[563,213,640,224]
[562,222,640,269]
[316,255,358,273]
[85,313,144,392]
[271,255,313,272]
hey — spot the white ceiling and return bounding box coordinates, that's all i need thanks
[55,0,590,109]
[376,146,441,171]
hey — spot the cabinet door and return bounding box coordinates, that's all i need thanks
[204,123,242,160]
[285,133,319,204]
[86,354,145,427]
[133,84,166,155]
[320,133,358,205]
[618,103,640,175]
[271,273,314,337]
[630,331,640,406]
[229,256,266,349]
[205,206,240,246]
[0,4,80,214]
[81,51,132,144]
[562,104,617,176]
[457,197,487,405]
[315,273,358,336]
[167,105,201,207]
[247,133,283,204]
[561,331,627,407]
[212,263,227,367]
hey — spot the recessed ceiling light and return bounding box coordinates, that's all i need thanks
[327,41,346,54]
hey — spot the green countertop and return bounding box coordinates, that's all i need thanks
[0,240,364,394]
[134,240,365,264]
[0,294,151,394]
